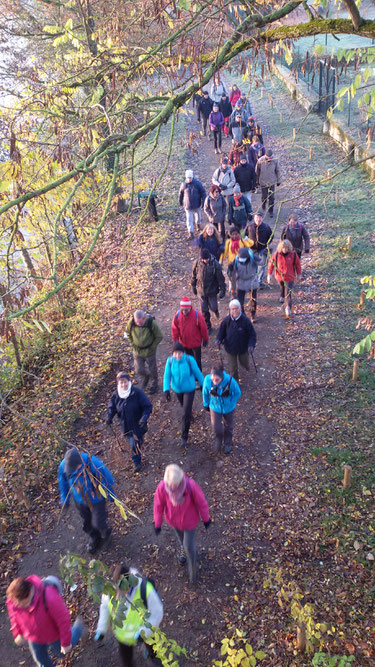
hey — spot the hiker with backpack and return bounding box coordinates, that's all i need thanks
[267,239,302,318]
[171,296,209,371]
[163,342,204,447]
[6,574,85,667]
[228,246,261,322]
[203,186,227,241]
[153,464,211,584]
[219,91,232,138]
[178,169,206,240]
[256,148,281,218]
[234,154,256,202]
[212,156,236,203]
[217,299,256,381]
[197,90,213,138]
[106,371,152,473]
[94,562,163,667]
[281,213,310,257]
[210,72,228,103]
[58,447,115,553]
[202,366,241,455]
[228,184,252,231]
[208,102,225,154]
[220,226,254,297]
[246,211,274,289]
[197,222,224,260]
[125,309,163,395]
[192,248,226,333]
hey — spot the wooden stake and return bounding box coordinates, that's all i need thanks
[293,127,296,140]
[359,290,366,307]
[352,359,359,381]
[347,235,352,251]
[260,88,264,98]
[335,191,340,206]
[269,96,273,108]
[296,623,306,652]
[343,465,352,489]
[309,148,313,160]
[279,112,283,123]
[327,169,331,178]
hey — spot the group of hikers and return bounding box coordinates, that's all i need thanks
[6,78,311,667]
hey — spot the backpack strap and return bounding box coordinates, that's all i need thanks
[140,579,148,608]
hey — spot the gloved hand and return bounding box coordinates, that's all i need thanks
[277,182,280,187]
[267,274,272,285]
[61,645,72,655]
[219,291,225,299]
[138,420,148,435]
[154,526,161,535]
[192,287,198,295]
[203,340,208,348]
[248,346,254,353]
[94,631,104,641]
[14,635,25,647]
[204,406,210,412]
[164,390,171,402]
[204,518,212,529]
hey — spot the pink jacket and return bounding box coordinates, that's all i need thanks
[6,575,72,647]
[153,476,210,531]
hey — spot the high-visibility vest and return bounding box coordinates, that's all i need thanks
[108,582,153,646]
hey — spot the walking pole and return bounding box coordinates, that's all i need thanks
[250,350,258,374]
[109,424,128,456]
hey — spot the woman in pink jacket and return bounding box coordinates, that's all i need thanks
[6,575,84,667]
[153,464,211,584]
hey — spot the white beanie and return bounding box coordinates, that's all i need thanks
[229,299,241,309]
[185,169,194,179]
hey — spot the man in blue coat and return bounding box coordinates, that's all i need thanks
[216,299,256,381]
[178,169,206,240]
[202,367,241,454]
[106,371,152,473]
[58,448,115,553]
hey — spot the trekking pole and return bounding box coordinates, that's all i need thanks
[108,424,128,456]
[250,350,258,374]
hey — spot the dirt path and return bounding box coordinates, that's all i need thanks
[1,86,302,666]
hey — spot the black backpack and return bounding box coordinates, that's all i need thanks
[140,577,162,608]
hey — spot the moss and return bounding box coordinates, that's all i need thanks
[263,18,375,41]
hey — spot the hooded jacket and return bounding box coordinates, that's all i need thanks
[6,575,72,647]
[202,370,241,414]
[234,163,256,192]
[217,312,256,354]
[203,194,227,225]
[281,223,310,254]
[163,353,204,394]
[229,249,261,291]
[197,96,213,120]
[125,316,163,358]
[153,474,210,531]
[58,452,116,506]
[268,250,302,283]
[247,221,273,252]
[227,194,252,229]
[256,154,281,186]
[212,166,236,196]
[106,386,152,438]
[171,307,209,348]
[192,255,226,296]
[178,178,206,210]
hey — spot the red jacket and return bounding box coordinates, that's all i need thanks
[268,250,301,283]
[171,308,209,348]
[153,476,210,531]
[6,575,72,647]
[230,89,241,106]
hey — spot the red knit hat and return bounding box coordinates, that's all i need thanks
[180,297,192,308]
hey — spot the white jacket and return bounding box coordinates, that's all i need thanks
[212,167,236,196]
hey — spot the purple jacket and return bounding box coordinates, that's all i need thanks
[209,110,225,132]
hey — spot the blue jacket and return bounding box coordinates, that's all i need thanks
[197,234,223,261]
[178,178,206,210]
[58,453,115,506]
[228,194,252,229]
[106,386,152,438]
[217,313,256,355]
[163,353,204,394]
[202,371,241,414]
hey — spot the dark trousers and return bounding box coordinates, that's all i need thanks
[261,185,275,214]
[210,409,234,452]
[226,352,249,381]
[175,390,195,440]
[279,281,294,308]
[213,220,226,241]
[75,499,109,543]
[125,432,143,466]
[237,288,257,316]
[213,129,222,149]
[184,346,202,371]
[200,293,219,330]
[201,116,211,137]
[134,352,158,389]
[118,640,161,667]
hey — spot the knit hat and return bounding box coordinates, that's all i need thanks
[203,90,209,95]
[172,341,184,353]
[64,448,82,475]
[201,248,210,259]
[240,155,247,162]
[180,296,192,308]
[238,247,250,259]
[266,149,273,157]
[185,169,194,179]
[221,92,227,97]
[211,367,224,378]
[116,371,130,382]
[248,116,255,122]
[233,184,241,193]
[229,299,241,309]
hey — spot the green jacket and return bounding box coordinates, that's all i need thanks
[126,316,163,358]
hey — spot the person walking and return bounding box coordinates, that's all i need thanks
[281,213,310,257]
[267,239,302,318]
[58,447,115,552]
[256,148,281,218]
[229,101,246,124]
[178,169,206,240]
[246,211,274,289]
[228,246,261,322]
[106,372,152,473]
[208,103,225,154]
[227,184,252,231]
[202,366,241,454]
[234,154,256,203]
[242,116,263,146]
[239,92,252,117]
[229,84,241,108]
[219,92,232,138]
[95,562,163,667]
[228,113,246,145]
[247,135,266,176]
[212,157,236,202]
[228,141,246,168]
[197,90,213,138]
[153,464,211,584]
[220,226,253,297]
[171,296,209,370]
[163,342,204,447]
[6,575,85,667]
[210,72,228,103]
[197,223,224,260]
[125,310,163,394]
[216,299,256,381]
[192,248,226,332]
[203,186,227,241]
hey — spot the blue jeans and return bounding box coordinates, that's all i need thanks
[29,620,83,667]
[126,433,142,466]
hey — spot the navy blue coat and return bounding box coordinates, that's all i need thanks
[179,179,206,210]
[217,313,256,355]
[106,386,152,438]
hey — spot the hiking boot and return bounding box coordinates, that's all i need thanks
[149,384,158,395]
[213,438,223,455]
[218,148,222,154]
[187,232,194,240]
[134,462,142,473]
[279,297,284,303]
[180,438,188,448]
[214,149,218,154]
[178,546,187,565]
[214,310,220,320]
[224,443,232,454]
[141,375,150,390]
[285,305,292,318]
[101,527,112,547]
[250,314,257,323]
[87,537,101,554]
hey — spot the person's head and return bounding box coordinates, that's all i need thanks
[185,169,194,183]
[254,211,263,226]
[213,72,221,84]
[112,563,130,584]
[229,226,240,240]
[265,149,273,161]
[201,248,210,264]
[238,247,250,263]
[251,135,260,145]
[213,103,219,112]
[172,341,184,360]
[235,113,241,122]
[221,92,227,99]
[211,366,224,386]
[277,239,293,255]
[116,371,131,393]
[203,90,209,97]
[232,84,238,91]
[234,141,242,150]
[221,157,229,170]
[64,447,82,476]
[164,463,184,488]
[205,223,215,236]
[133,309,147,327]
[239,155,248,166]
[288,213,298,228]
[229,299,241,319]
[233,184,241,198]
[210,184,220,198]
[248,116,255,126]
[179,296,192,316]
[235,101,242,109]
[240,92,247,100]
[7,578,34,607]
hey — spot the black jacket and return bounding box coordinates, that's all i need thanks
[197,96,213,120]
[281,223,310,254]
[233,163,256,192]
[107,387,152,438]
[247,221,273,252]
[192,255,226,297]
[217,313,256,354]
[247,144,265,171]
[219,97,232,118]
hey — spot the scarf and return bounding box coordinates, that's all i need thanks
[233,194,242,207]
[118,382,132,399]
[230,238,240,254]
[165,478,187,506]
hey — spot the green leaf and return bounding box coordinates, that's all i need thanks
[98,483,107,498]
[337,86,349,99]
[364,92,370,105]
[255,651,267,660]
[354,74,361,89]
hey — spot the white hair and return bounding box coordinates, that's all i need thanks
[164,464,184,487]
[229,299,241,309]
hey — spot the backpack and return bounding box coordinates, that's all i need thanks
[42,576,63,613]
[130,315,154,333]
[140,577,162,608]
[176,309,199,326]
[275,251,297,272]
[168,353,194,375]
